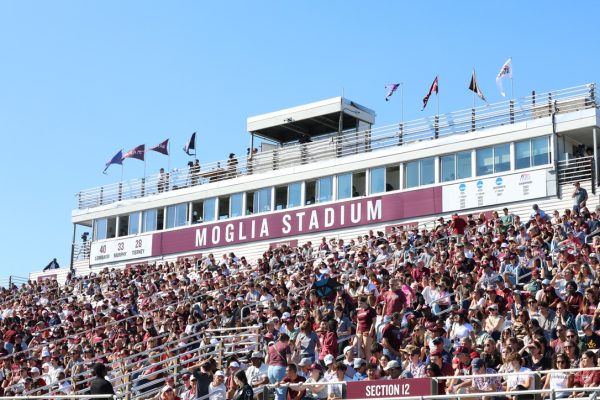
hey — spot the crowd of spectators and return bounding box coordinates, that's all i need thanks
[3,196,600,399]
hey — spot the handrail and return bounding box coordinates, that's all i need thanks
[76,83,596,209]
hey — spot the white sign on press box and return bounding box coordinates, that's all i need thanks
[442,169,548,212]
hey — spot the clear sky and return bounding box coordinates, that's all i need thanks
[0,1,598,279]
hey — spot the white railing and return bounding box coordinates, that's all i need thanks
[76,84,597,209]
[557,155,594,184]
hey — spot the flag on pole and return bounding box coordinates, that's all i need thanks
[385,84,400,101]
[122,144,145,161]
[469,69,486,102]
[149,139,169,155]
[422,76,439,110]
[496,57,512,97]
[103,149,123,174]
[183,132,196,155]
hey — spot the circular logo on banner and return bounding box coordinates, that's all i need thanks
[459,183,466,192]
[495,177,503,186]
[476,180,484,190]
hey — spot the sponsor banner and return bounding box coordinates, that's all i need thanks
[346,378,434,399]
[90,234,153,265]
[442,169,548,212]
[152,187,442,256]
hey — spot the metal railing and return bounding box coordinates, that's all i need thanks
[557,155,594,184]
[76,84,597,209]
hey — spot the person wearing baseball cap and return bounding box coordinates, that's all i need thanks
[383,360,402,379]
[352,358,367,381]
[246,352,269,388]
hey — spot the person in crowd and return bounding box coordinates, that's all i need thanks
[89,363,114,395]
[276,364,305,400]
[208,371,226,400]
[542,354,573,399]
[230,370,253,400]
[245,352,268,388]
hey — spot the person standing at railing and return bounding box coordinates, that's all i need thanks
[158,168,168,193]
[89,362,114,395]
[266,333,292,400]
[227,153,238,179]
[572,181,588,216]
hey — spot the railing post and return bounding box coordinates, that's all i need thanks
[272,149,279,171]
[510,99,515,124]
[100,187,104,206]
[118,182,123,202]
[434,115,439,139]
[141,177,145,198]
[550,388,556,400]
[471,108,476,132]
[548,93,553,117]
[365,129,372,152]
[398,122,404,146]
[78,192,82,208]
[217,341,224,369]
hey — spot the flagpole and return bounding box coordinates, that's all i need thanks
[168,141,171,172]
[472,68,476,109]
[511,56,514,100]
[400,82,404,124]
[120,164,124,182]
[436,74,440,117]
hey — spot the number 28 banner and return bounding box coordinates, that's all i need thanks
[345,378,435,399]
[89,234,154,265]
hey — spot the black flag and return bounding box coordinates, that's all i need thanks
[469,69,486,102]
[183,132,196,156]
[43,258,60,271]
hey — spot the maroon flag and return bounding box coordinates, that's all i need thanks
[149,139,169,156]
[122,144,145,161]
[422,76,439,110]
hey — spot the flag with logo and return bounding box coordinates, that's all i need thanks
[183,132,196,155]
[149,139,169,155]
[422,76,438,110]
[496,57,512,97]
[385,84,400,101]
[103,149,123,174]
[469,69,486,102]
[122,144,145,161]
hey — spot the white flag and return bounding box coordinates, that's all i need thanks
[495,57,512,97]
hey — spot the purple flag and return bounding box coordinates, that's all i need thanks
[385,83,400,101]
[422,76,439,110]
[103,149,123,174]
[122,144,145,161]
[149,139,169,155]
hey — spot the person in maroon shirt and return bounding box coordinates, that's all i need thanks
[449,214,467,236]
[381,279,406,316]
[565,281,583,316]
[356,297,377,360]
[278,364,306,400]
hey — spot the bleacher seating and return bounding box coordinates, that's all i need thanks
[2,202,600,399]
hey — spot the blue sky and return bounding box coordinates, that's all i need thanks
[0,1,597,278]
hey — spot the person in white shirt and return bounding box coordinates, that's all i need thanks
[245,352,269,388]
[209,371,226,400]
[505,353,534,396]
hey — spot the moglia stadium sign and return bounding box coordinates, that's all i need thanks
[151,187,442,255]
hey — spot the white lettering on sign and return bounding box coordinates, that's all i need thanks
[89,234,153,265]
[364,384,411,397]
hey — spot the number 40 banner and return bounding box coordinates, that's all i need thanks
[89,234,154,265]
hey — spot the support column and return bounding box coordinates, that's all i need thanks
[594,128,598,190]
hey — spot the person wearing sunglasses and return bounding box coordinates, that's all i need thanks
[542,354,573,399]
[573,350,600,396]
